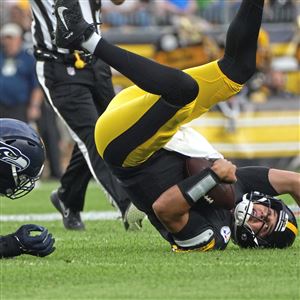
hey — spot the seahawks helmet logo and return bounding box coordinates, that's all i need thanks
[0,141,30,171]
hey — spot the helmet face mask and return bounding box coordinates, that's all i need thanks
[0,119,45,199]
[232,191,298,249]
[0,163,44,199]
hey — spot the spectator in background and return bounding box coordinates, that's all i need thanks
[102,0,152,27]
[197,0,254,24]
[0,20,62,180]
[8,1,34,52]
[0,23,43,122]
[155,0,204,26]
[195,0,214,11]
[264,69,291,98]
[246,27,298,101]
[266,0,296,22]
[0,1,23,27]
[244,28,273,102]
[154,0,198,25]
[159,0,198,15]
[7,1,63,179]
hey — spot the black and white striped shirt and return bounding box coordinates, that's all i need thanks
[29,0,101,54]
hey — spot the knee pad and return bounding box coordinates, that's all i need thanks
[163,72,199,106]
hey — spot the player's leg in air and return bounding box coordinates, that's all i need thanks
[54,0,264,251]
[54,1,199,119]
[54,0,263,155]
[153,0,265,239]
[153,0,265,231]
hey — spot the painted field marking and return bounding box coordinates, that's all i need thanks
[0,211,120,222]
[1,206,299,222]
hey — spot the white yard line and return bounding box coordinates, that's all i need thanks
[0,211,120,222]
[1,206,299,222]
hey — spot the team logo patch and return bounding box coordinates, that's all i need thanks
[220,226,231,244]
[0,141,30,171]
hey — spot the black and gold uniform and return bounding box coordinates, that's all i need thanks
[87,0,265,250]
[57,0,297,251]
[93,0,264,169]
[41,0,262,250]
[163,163,280,252]
[114,147,279,251]
[116,149,233,251]
[95,61,242,167]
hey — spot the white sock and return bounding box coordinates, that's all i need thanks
[82,32,101,54]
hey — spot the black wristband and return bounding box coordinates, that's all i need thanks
[0,235,22,258]
[178,168,220,206]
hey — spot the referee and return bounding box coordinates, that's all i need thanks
[29,0,140,230]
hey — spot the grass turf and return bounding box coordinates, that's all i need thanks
[1,181,299,300]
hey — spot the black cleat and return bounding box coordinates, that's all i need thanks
[54,0,95,49]
[50,190,85,231]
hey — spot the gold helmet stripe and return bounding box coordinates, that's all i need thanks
[286,221,298,236]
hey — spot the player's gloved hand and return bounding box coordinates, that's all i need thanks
[13,224,55,257]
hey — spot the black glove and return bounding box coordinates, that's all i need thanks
[13,224,56,257]
[0,224,55,258]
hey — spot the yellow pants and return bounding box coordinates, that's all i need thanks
[95,61,243,167]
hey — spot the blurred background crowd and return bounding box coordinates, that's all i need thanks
[0,0,299,179]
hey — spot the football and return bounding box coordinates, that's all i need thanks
[186,158,235,210]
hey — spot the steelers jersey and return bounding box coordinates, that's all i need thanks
[95,61,243,168]
[110,150,276,251]
[110,149,233,250]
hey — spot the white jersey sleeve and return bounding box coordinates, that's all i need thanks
[164,126,223,160]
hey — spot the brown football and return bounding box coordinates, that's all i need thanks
[186,158,235,210]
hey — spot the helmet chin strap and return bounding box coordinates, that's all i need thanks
[11,164,19,186]
[37,164,45,178]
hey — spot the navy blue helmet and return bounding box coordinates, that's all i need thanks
[232,191,298,248]
[0,118,45,199]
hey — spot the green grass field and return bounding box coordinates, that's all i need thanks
[1,181,299,300]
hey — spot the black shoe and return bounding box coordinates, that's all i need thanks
[54,0,95,49]
[50,190,85,231]
[122,202,146,231]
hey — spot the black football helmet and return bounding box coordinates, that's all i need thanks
[232,191,298,248]
[0,118,45,199]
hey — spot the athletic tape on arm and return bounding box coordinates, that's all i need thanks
[178,168,220,206]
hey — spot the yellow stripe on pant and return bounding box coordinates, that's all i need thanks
[95,61,243,167]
